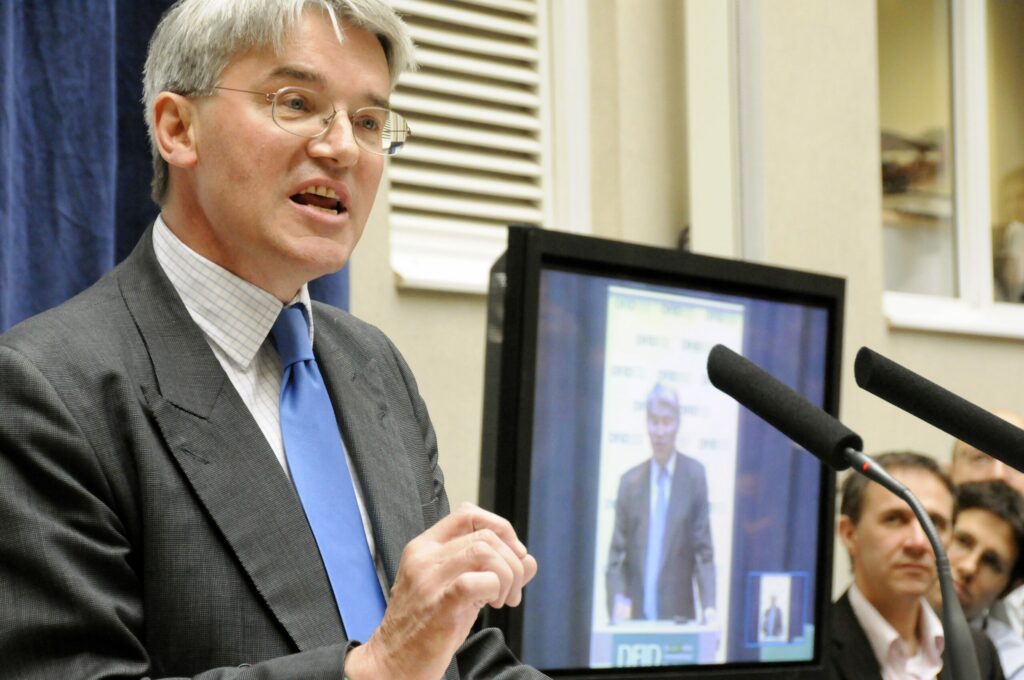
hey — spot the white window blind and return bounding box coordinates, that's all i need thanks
[389,0,551,293]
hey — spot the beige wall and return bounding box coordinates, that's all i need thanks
[877,0,951,138]
[989,0,1024,223]
[351,0,1024,599]
[588,0,689,247]
[352,0,691,509]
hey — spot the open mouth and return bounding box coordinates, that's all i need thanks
[290,185,347,215]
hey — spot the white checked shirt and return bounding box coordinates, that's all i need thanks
[848,583,945,680]
[153,216,295,469]
[152,216,386,594]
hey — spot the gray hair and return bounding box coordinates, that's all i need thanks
[142,0,416,204]
[646,382,680,414]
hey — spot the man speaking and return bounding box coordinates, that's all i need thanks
[0,1,543,678]
[606,382,716,624]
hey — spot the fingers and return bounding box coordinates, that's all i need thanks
[444,570,503,611]
[439,528,524,607]
[426,502,527,559]
[419,502,536,608]
[359,504,537,680]
[463,502,529,559]
[439,552,536,612]
[521,552,538,587]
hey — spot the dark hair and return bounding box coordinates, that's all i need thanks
[956,480,1024,590]
[840,450,955,523]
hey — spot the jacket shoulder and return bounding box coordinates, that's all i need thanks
[676,450,707,474]
[0,267,133,369]
[826,592,882,680]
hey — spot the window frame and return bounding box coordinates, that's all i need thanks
[882,0,1024,339]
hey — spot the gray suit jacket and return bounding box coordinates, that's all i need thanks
[0,230,544,679]
[605,451,715,622]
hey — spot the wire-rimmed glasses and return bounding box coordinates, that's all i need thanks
[213,85,410,156]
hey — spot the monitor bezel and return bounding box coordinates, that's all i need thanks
[479,225,842,679]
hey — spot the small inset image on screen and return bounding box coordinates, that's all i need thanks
[745,572,811,657]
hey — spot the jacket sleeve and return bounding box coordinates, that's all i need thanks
[605,473,632,618]
[689,462,716,612]
[381,334,550,679]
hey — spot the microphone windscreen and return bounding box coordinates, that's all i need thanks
[855,347,1024,472]
[707,344,857,471]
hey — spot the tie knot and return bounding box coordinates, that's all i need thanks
[271,305,314,367]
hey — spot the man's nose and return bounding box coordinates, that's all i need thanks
[904,522,931,554]
[309,112,360,165]
[955,550,979,580]
[992,461,1019,481]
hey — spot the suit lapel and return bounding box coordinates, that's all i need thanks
[118,231,344,650]
[635,463,651,571]
[830,592,883,680]
[313,313,423,584]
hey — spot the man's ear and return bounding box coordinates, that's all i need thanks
[153,92,199,170]
[837,514,858,561]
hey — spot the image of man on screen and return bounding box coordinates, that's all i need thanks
[605,382,716,624]
[762,595,785,640]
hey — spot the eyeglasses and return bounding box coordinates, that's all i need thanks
[212,85,410,156]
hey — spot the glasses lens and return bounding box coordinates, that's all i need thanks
[270,88,410,155]
[272,87,332,137]
[353,107,410,156]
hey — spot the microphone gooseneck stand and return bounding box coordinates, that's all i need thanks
[844,448,979,680]
[705,344,980,680]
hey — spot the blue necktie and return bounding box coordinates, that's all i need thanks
[644,466,670,620]
[272,304,386,642]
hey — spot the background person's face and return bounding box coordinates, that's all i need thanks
[839,467,954,607]
[950,443,1024,496]
[646,399,679,465]
[949,508,1017,619]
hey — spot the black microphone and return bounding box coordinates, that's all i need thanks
[706,344,858,471]
[855,346,1024,473]
[707,344,981,680]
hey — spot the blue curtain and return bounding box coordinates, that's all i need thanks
[0,0,348,333]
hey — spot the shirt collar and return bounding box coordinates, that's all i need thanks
[650,452,677,480]
[152,215,313,368]
[848,583,945,668]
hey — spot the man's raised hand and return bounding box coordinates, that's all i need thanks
[344,502,538,680]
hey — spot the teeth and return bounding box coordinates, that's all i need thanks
[313,205,337,214]
[304,185,338,199]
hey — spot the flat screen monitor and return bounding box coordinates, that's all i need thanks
[479,225,844,679]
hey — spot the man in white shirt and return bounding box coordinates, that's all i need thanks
[947,410,1024,640]
[829,451,1004,679]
